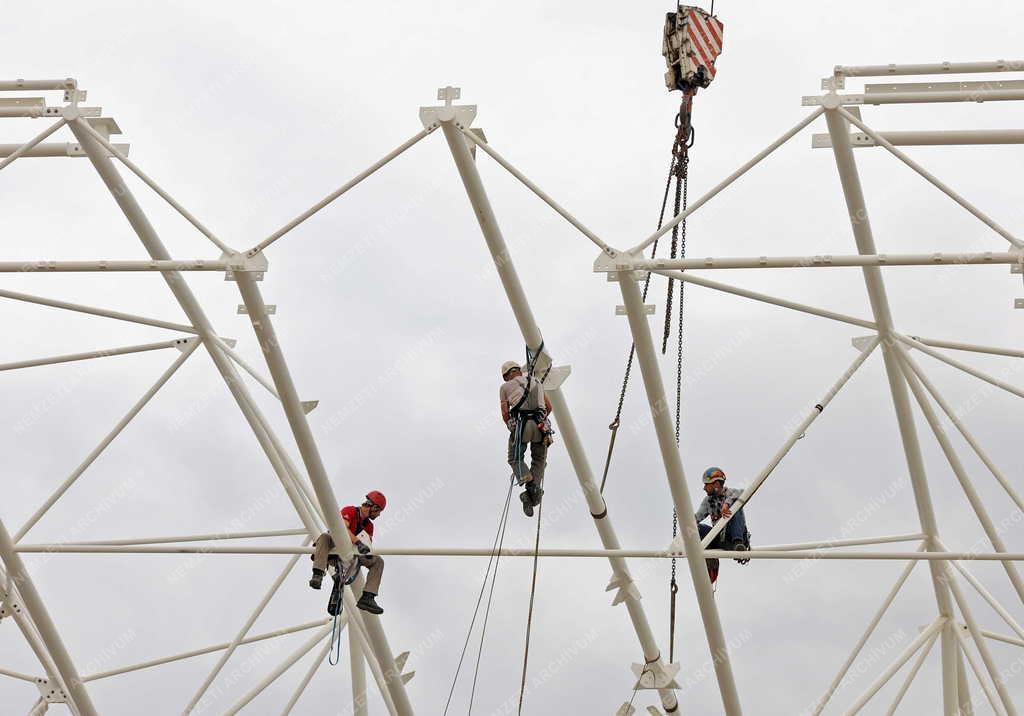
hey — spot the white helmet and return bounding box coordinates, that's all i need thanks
[501,360,520,378]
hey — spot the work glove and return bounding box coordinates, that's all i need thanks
[506,418,517,432]
[356,542,371,555]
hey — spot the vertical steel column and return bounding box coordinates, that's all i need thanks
[439,118,681,713]
[824,100,959,715]
[234,273,413,716]
[954,632,973,716]
[0,519,97,716]
[350,629,369,716]
[618,273,743,716]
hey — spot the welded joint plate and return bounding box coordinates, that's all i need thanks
[237,304,276,315]
[606,573,642,606]
[222,251,268,282]
[851,335,876,352]
[394,650,415,683]
[615,704,636,716]
[630,660,681,690]
[812,132,875,149]
[802,93,865,106]
[34,678,67,704]
[607,270,649,282]
[1015,298,1024,309]
[541,364,571,390]
[418,105,477,131]
[0,595,21,620]
[173,337,200,353]
[594,249,644,274]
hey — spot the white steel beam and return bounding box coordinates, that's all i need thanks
[618,270,743,715]
[234,273,414,715]
[897,346,1024,604]
[806,89,1024,105]
[630,107,825,254]
[945,570,1019,715]
[611,250,1020,271]
[909,336,1024,360]
[0,337,193,373]
[702,337,880,547]
[882,626,940,716]
[838,107,1024,250]
[813,128,1024,148]
[840,618,945,716]
[899,334,1024,399]
[281,638,332,716]
[0,519,97,716]
[834,60,1024,77]
[14,341,199,542]
[249,127,436,256]
[350,627,369,716]
[222,624,335,716]
[82,618,328,682]
[437,106,681,714]
[825,99,960,715]
[0,288,197,334]
[945,553,1024,642]
[0,118,66,171]
[73,119,233,254]
[0,577,69,711]
[0,259,230,273]
[953,626,1004,716]
[23,544,1024,560]
[65,528,306,547]
[183,545,309,714]
[457,126,613,253]
[813,548,922,715]
[0,141,129,157]
[0,79,76,90]
[650,268,876,329]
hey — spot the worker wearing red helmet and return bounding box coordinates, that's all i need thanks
[310,491,387,615]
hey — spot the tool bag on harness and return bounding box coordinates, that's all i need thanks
[510,373,554,447]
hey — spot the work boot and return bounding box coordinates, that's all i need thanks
[733,542,750,565]
[520,491,534,517]
[527,484,544,507]
[357,592,384,615]
[327,574,344,616]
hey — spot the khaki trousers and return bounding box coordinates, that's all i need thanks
[312,532,384,594]
[507,419,548,487]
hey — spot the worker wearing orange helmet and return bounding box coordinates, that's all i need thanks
[310,491,387,616]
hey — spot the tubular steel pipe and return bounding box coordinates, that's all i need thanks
[825,103,960,714]
[440,116,680,713]
[0,519,98,716]
[0,288,197,334]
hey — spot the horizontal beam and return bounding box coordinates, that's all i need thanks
[17,544,1024,561]
[911,335,1024,359]
[757,533,924,552]
[0,288,197,334]
[0,337,194,372]
[651,268,876,329]
[605,250,1020,272]
[834,60,1024,77]
[804,89,1024,105]
[0,259,231,273]
[982,630,1024,648]
[83,618,329,682]
[0,79,76,90]
[0,142,129,157]
[812,129,1024,148]
[67,528,308,547]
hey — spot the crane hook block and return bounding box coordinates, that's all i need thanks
[662,4,724,93]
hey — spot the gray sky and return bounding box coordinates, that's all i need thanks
[2,1,1023,714]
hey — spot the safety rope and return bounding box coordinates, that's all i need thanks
[328,607,344,666]
[517,499,544,714]
[443,480,515,716]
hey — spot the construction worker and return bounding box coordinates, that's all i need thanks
[309,491,387,616]
[499,360,554,517]
[695,467,750,582]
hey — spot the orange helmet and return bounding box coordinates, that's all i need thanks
[365,491,387,510]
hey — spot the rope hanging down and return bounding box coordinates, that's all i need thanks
[442,480,515,715]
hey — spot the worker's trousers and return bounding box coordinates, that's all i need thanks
[696,509,748,549]
[311,532,384,594]
[507,419,547,488]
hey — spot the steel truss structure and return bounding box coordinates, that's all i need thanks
[1,62,1023,714]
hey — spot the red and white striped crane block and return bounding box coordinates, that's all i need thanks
[662,5,724,92]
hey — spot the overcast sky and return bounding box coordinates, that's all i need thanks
[2,1,1023,714]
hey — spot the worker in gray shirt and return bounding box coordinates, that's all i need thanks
[695,466,750,583]
[499,360,554,517]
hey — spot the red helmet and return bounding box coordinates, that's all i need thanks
[365,491,387,510]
